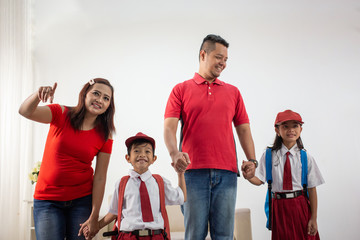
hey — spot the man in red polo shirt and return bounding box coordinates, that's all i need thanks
[164,34,257,240]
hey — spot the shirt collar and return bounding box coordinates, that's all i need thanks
[193,73,224,85]
[280,143,299,156]
[129,169,152,181]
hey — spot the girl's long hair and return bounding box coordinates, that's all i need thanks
[270,126,304,151]
[67,78,115,140]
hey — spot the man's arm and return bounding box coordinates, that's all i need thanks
[235,123,255,159]
[164,117,190,171]
[235,123,256,179]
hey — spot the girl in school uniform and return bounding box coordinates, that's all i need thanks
[249,110,324,240]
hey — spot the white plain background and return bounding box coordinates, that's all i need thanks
[29,0,360,239]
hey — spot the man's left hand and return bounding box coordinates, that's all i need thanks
[241,160,256,179]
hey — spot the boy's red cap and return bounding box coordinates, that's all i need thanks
[125,132,156,150]
[274,110,304,126]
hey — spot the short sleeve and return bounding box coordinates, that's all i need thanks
[164,83,182,119]
[163,176,184,205]
[47,104,64,125]
[108,179,120,215]
[233,88,249,126]
[255,151,266,183]
[100,139,113,154]
[306,152,325,188]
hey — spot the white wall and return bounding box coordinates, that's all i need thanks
[30,0,360,239]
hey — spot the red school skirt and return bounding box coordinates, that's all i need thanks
[272,195,320,240]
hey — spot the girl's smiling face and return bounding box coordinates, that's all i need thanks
[275,120,302,149]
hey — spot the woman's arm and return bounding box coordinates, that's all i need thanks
[78,151,111,238]
[18,83,57,123]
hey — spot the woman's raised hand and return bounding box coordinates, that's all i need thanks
[38,82,57,103]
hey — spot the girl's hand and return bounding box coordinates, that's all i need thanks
[38,82,57,103]
[307,218,318,236]
[241,160,255,179]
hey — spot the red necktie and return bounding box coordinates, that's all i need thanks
[139,177,154,222]
[283,152,293,190]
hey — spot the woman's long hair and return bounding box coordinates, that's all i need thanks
[270,126,304,151]
[67,78,115,140]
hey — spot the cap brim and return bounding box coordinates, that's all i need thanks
[275,119,304,126]
[125,135,156,149]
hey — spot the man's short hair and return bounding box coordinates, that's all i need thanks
[199,34,229,58]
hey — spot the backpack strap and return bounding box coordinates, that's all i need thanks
[265,148,273,183]
[113,175,130,238]
[265,148,273,230]
[153,174,171,240]
[115,174,171,239]
[300,149,308,197]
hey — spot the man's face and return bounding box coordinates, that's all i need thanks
[200,43,228,80]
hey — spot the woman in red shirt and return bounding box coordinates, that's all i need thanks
[19,78,115,240]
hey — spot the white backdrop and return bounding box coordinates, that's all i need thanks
[22,0,360,239]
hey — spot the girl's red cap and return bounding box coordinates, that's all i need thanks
[274,110,304,126]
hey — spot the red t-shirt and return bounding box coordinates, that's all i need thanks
[34,104,113,201]
[164,73,249,173]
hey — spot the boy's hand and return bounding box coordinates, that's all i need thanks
[80,224,91,239]
[307,218,318,236]
[171,151,190,173]
[78,219,99,240]
[241,160,256,179]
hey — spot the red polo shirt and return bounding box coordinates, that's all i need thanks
[164,73,249,173]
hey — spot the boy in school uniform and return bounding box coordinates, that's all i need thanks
[82,132,188,240]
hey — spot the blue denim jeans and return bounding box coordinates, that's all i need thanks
[182,169,237,240]
[33,194,92,240]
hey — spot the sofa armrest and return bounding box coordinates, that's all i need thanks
[234,208,252,240]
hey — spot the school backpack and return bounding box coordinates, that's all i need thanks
[264,148,308,230]
[110,174,171,240]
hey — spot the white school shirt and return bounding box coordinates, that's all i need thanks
[255,144,325,193]
[108,169,184,231]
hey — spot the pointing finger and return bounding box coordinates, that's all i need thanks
[52,82,57,92]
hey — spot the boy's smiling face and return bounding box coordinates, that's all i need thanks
[126,142,157,174]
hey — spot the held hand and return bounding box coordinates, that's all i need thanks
[307,218,318,236]
[38,82,57,103]
[171,151,191,173]
[79,224,91,240]
[241,160,256,179]
[78,218,99,240]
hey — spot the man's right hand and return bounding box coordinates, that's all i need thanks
[171,151,191,173]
